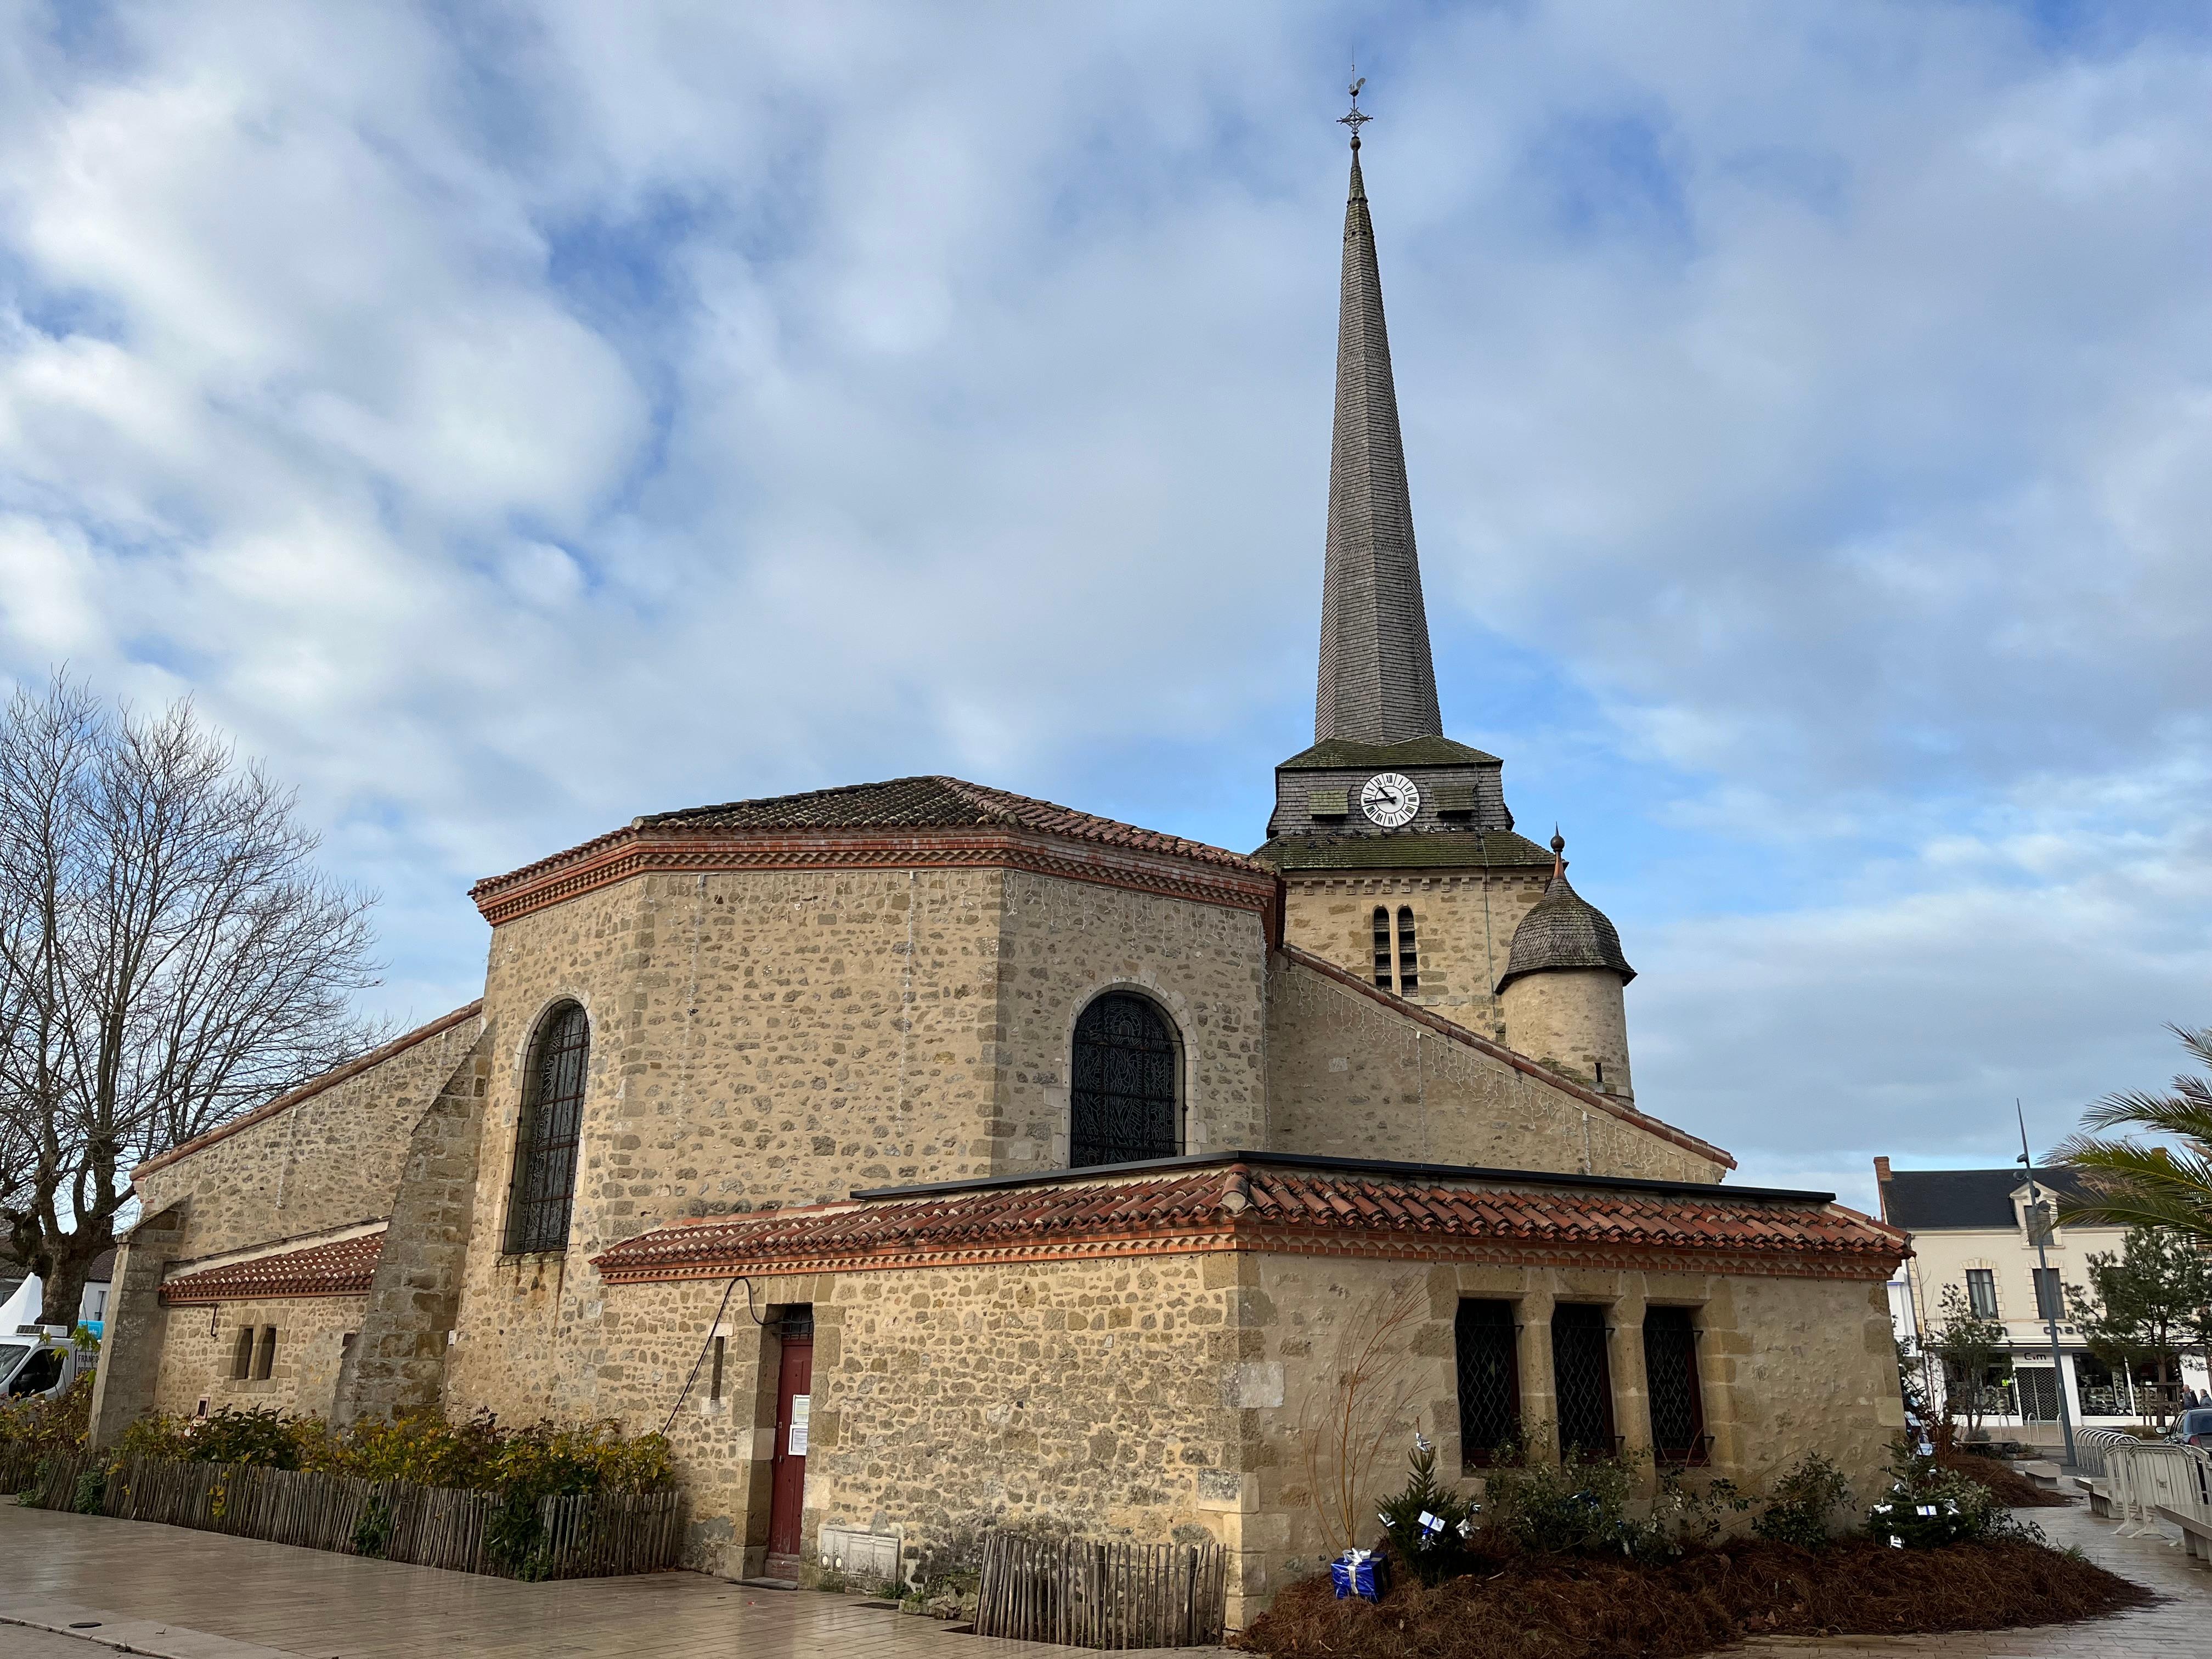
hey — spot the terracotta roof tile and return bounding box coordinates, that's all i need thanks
[160,1229,385,1305]
[592,1161,1904,1285]
[473,776,1267,911]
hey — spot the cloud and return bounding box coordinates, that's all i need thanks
[0,1,2208,1185]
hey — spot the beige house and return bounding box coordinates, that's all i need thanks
[90,128,1908,1622]
[1877,1159,2210,1432]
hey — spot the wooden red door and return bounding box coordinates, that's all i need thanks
[767,1333,813,1568]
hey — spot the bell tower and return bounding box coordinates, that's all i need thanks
[1253,88,1616,1069]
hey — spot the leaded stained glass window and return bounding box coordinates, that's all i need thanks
[1455,1300,1520,1466]
[1551,1303,1616,1458]
[1070,992,1180,1167]
[506,1000,590,1254]
[1642,1307,1707,1466]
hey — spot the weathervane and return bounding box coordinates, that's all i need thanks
[1339,70,1370,148]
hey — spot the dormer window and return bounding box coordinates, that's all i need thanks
[2024,1201,2055,1245]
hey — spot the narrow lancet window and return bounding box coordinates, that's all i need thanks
[1373,907,1393,988]
[1396,906,1419,992]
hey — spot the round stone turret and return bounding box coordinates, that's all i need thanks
[1496,833,1635,1102]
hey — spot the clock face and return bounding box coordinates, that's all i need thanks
[1359,772,1420,828]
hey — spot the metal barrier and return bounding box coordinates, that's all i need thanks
[2092,1432,2212,1543]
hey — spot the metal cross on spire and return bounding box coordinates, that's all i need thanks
[1338,72,1370,148]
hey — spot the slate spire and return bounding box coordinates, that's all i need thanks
[1314,103,1443,747]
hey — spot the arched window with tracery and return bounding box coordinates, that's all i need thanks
[1069,992,1181,1167]
[506,1000,590,1254]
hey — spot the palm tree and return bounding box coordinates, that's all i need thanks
[2051,1024,2212,1243]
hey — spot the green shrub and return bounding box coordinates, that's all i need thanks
[72,1468,106,1514]
[1480,1428,1644,1556]
[351,1496,392,1558]
[1752,1452,1853,1547]
[0,1373,94,1460]
[105,1406,671,1497]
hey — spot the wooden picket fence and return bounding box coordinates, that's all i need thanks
[974,1531,1228,1649]
[2,1447,682,1580]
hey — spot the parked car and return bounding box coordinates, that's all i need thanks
[0,1328,92,1402]
[2168,1408,2212,1448]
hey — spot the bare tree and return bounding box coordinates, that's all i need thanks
[0,672,385,1325]
[1296,1280,1427,1559]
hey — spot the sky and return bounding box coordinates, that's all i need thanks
[2,1,2208,1213]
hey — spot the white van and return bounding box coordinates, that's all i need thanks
[0,1328,92,1402]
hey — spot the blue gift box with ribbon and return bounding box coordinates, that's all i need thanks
[1330,1549,1386,1601]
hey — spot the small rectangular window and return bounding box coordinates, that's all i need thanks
[1454,1300,1520,1466]
[2033,1268,2064,1322]
[253,1326,278,1381]
[710,1335,726,1404]
[232,1327,256,1380]
[1965,1269,1997,1319]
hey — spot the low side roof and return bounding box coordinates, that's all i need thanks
[593,1154,1901,1286]
[1881,1166,2090,1231]
[159,1227,385,1305]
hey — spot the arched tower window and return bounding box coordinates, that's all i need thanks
[506,1001,590,1254]
[1372,907,1393,988]
[1070,992,1181,1167]
[1396,906,1419,993]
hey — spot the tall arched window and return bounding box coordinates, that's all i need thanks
[1372,907,1393,988]
[506,1001,590,1254]
[1070,992,1181,1167]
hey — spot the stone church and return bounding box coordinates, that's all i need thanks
[91,125,1906,1620]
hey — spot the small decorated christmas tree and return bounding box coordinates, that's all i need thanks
[1375,1428,1477,1584]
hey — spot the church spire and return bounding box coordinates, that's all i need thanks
[1313,82,1443,747]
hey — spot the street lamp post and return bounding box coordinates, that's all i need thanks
[2017,1102,2078,1469]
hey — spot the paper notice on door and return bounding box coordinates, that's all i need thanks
[788,1393,811,1457]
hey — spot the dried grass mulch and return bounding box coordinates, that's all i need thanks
[1237,1537,2152,1659]
[1939,1448,2074,1507]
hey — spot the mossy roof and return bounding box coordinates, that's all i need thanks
[1274,735,1502,771]
[1250,828,1556,871]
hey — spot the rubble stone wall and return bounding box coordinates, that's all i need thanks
[149,1294,365,1421]
[133,1014,485,1263]
[1262,955,1720,1182]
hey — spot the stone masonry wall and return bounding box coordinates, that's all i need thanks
[339,1039,492,1423]
[991,871,1269,1174]
[1499,967,1633,1102]
[445,865,1010,1427]
[150,1295,364,1420]
[1263,956,1720,1182]
[133,1013,486,1265]
[447,864,1283,1434]
[1239,1254,1903,1620]
[1283,870,1547,1035]
[532,1256,1245,1583]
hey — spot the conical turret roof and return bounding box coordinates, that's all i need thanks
[1313,128,1443,747]
[1496,834,1635,992]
